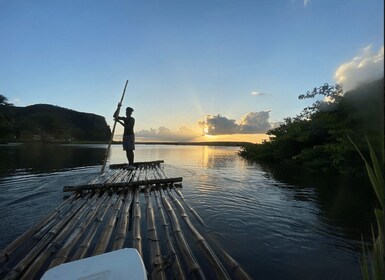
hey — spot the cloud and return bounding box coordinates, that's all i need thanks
[250,90,267,96]
[136,126,199,141]
[239,111,272,133]
[198,115,239,135]
[334,45,384,91]
[198,111,272,135]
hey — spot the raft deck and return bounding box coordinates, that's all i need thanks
[0,161,251,280]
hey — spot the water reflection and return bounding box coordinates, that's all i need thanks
[253,161,375,247]
[0,143,106,175]
[0,144,372,280]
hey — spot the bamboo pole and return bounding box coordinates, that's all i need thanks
[167,189,231,280]
[0,198,78,279]
[123,167,135,182]
[132,188,142,257]
[204,236,253,280]
[136,165,143,181]
[48,192,109,268]
[112,190,133,250]
[134,164,144,182]
[173,188,206,227]
[172,189,253,279]
[20,193,99,279]
[71,193,115,261]
[154,190,185,280]
[110,160,164,169]
[100,80,129,174]
[0,194,78,265]
[154,164,168,180]
[160,189,206,280]
[4,194,92,280]
[145,188,166,280]
[93,193,124,255]
[63,177,183,192]
[102,169,124,185]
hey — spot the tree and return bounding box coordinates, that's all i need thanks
[0,95,13,106]
[239,78,383,175]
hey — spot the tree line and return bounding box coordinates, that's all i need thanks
[239,77,384,175]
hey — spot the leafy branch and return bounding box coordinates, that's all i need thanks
[349,136,384,280]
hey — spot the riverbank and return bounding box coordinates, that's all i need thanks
[132,141,250,146]
[1,140,251,147]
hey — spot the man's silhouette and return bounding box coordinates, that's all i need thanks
[114,107,135,165]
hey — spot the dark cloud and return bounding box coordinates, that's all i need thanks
[198,115,239,135]
[239,111,271,133]
[198,111,272,135]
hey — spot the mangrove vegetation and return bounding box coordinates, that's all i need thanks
[240,77,384,175]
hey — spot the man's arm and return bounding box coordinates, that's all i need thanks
[115,118,124,126]
[113,111,125,126]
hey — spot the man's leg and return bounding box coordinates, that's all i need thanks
[126,150,134,165]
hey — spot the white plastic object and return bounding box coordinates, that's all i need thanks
[41,248,147,280]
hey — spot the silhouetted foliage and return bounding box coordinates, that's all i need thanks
[240,77,384,175]
[0,103,111,142]
[0,95,13,106]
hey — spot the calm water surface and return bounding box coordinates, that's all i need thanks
[0,143,374,280]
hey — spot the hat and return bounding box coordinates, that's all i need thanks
[126,107,134,112]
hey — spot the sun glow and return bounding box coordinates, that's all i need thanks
[192,133,269,144]
[203,126,209,134]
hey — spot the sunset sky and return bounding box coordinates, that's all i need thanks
[0,0,383,142]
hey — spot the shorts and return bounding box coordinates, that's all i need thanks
[123,134,135,150]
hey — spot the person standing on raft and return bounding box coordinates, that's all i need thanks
[114,107,135,166]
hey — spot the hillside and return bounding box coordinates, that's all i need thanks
[0,104,111,142]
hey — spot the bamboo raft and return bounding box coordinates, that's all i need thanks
[0,161,252,280]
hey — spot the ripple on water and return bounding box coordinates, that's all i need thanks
[0,166,99,249]
[0,145,368,280]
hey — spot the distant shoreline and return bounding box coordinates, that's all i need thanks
[120,141,252,147]
[1,140,252,147]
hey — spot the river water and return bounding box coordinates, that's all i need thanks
[0,143,375,279]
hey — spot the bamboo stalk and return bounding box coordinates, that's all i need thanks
[154,165,168,180]
[145,188,166,280]
[154,190,185,280]
[20,193,99,279]
[136,165,144,181]
[101,80,129,174]
[4,194,92,280]
[205,236,253,280]
[48,192,109,268]
[104,169,123,184]
[109,160,164,169]
[160,189,206,280]
[71,193,115,261]
[63,177,183,192]
[0,194,78,265]
[0,198,78,279]
[172,189,252,279]
[112,190,133,250]
[173,188,206,227]
[167,189,231,280]
[123,168,135,182]
[93,193,124,255]
[132,188,142,257]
